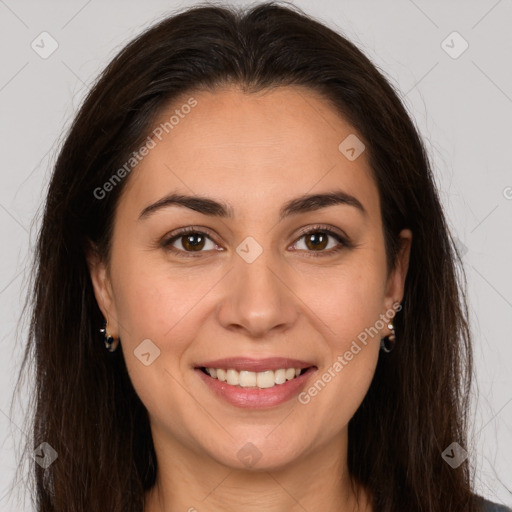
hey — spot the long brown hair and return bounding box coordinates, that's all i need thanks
[12,2,478,510]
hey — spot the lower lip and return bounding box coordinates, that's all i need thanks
[195,367,316,409]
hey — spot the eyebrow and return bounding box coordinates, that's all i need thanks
[138,189,367,221]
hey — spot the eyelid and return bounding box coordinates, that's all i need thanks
[292,223,349,245]
[161,225,221,256]
[161,223,351,257]
[288,223,351,257]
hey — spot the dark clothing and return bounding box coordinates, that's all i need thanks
[478,495,512,512]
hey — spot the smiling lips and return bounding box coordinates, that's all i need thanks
[196,357,316,373]
[204,367,304,388]
[195,357,316,391]
[195,357,317,408]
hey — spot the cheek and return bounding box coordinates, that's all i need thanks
[108,248,224,402]
[296,270,382,434]
[110,244,212,342]
[109,252,206,429]
[293,255,384,416]
[305,258,386,351]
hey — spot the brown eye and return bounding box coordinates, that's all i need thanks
[304,232,329,251]
[291,227,349,257]
[162,225,349,259]
[180,232,207,251]
[163,228,218,256]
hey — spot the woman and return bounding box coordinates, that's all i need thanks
[13,2,510,511]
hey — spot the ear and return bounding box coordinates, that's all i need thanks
[86,243,119,336]
[383,228,412,315]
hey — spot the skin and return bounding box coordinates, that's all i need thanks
[88,85,412,512]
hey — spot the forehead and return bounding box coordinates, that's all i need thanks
[119,85,380,223]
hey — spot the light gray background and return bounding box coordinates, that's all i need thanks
[0,0,511,510]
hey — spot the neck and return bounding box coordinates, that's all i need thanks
[143,426,371,512]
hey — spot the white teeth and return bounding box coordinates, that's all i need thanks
[274,369,286,384]
[285,368,295,380]
[257,370,275,389]
[239,370,257,387]
[226,369,239,386]
[204,367,306,389]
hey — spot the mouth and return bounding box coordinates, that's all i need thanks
[193,357,317,408]
[197,366,313,389]
[194,356,316,388]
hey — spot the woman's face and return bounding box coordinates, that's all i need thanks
[89,85,411,472]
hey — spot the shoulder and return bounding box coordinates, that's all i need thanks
[475,495,512,512]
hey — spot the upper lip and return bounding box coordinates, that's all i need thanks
[195,357,316,372]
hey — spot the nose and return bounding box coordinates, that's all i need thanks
[216,247,299,338]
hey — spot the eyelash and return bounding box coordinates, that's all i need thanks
[161,224,351,259]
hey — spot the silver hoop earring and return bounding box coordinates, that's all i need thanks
[99,321,119,352]
[380,322,396,353]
